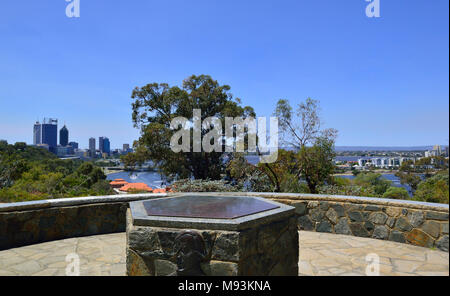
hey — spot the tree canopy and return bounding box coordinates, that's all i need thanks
[123,75,255,180]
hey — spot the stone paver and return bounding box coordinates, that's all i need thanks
[0,231,448,276]
[299,231,449,276]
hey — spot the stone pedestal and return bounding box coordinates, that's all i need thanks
[126,194,298,276]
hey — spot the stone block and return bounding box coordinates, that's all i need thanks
[425,211,449,221]
[335,218,352,235]
[369,212,388,225]
[405,229,434,248]
[298,215,314,231]
[372,225,389,240]
[293,202,307,216]
[407,211,424,228]
[386,207,402,217]
[421,221,441,239]
[316,221,332,233]
[330,204,345,217]
[389,231,406,243]
[325,208,338,224]
[395,217,413,232]
[348,211,364,222]
[441,223,449,235]
[436,235,449,252]
[349,223,370,238]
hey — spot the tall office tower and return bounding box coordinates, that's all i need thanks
[103,137,110,154]
[99,137,104,153]
[41,118,58,152]
[99,137,111,154]
[33,121,42,145]
[99,137,110,154]
[60,125,69,146]
[89,137,96,157]
[123,144,130,151]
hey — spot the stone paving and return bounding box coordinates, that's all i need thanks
[0,231,448,276]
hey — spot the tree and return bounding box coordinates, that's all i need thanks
[383,187,410,200]
[228,98,338,193]
[353,172,391,196]
[274,98,338,193]
[124,75,255,180]
[395,171,421,192]
[414,171,449,204]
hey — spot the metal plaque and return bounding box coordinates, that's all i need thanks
[143,195,279,219]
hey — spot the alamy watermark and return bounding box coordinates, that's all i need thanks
[65,0,80,18]
[365,253,380,276]
[365,0,380,18]
[65,253,80,276]
[170,109,279,163]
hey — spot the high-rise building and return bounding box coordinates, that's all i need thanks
[40,118,58,153]
[33,121,41,145]
[433,145,442,156]
[123,144,130,151]
[60,125,69,146]
[99,137,110,155]
[99,137,104,153]
[103,138,110,154]
[89,137,96,157]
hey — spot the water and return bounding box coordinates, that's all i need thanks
[107,171,166,189]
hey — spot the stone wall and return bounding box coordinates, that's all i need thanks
[243,193,449,252]
[1,192,448,253]
[0,194,166,250]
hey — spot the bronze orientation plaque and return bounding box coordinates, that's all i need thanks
[143,195,279,219]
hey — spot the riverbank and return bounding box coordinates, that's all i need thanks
[103,169,125,175]
[334,170,398,176]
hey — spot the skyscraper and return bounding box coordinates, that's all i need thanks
[33,121,41,145]
[89,137,96,157]
[99,137,110,155]
[34,118,57,153]
[60,125,69,146]
[103,138,110,154]
[99,137,104,153]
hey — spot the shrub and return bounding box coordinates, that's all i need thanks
[382,187,410,200]
[172,179,242,192]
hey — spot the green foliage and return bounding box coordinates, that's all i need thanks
[383,187,410,199]
[124,75,255,180]
[172,179,242,192]
[297,134,336,193]
[318,184,377,197]
[395,171,421,192]
[0,142,113,202]
[413,171,449,204]
[353,172,391,196]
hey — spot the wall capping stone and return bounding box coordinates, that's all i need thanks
[0,193,167,213]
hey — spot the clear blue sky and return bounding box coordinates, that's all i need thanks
[0,0,448,149]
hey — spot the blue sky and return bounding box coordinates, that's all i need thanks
[0,0,448,149]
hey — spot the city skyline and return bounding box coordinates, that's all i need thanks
[0,1,448,147]
[30,118,128,152]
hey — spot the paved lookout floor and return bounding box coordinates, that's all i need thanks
[0,231,448,276]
